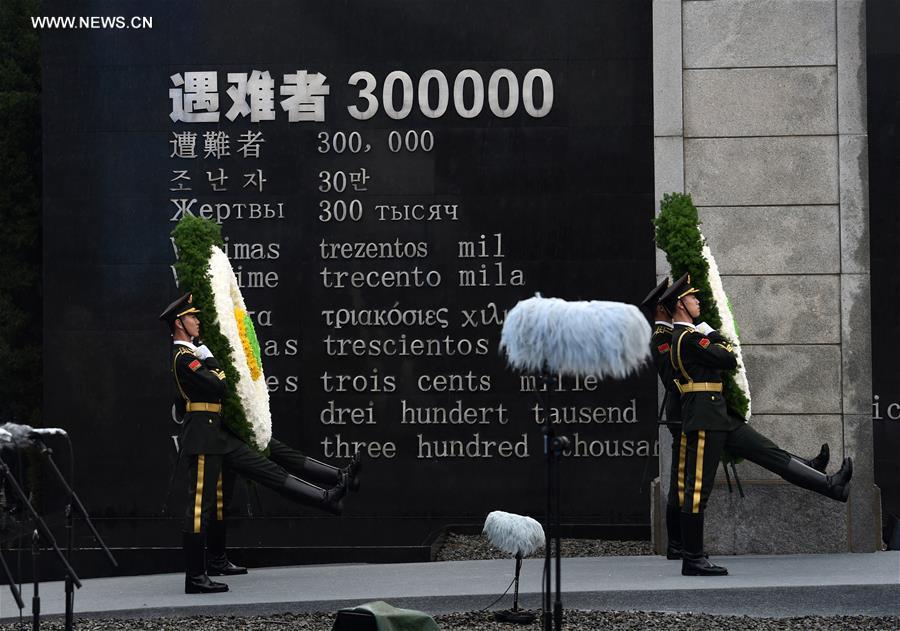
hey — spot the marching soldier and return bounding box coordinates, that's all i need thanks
[159,293,356,594]
[657,275,853,576]
[642,278,830,562]
[640,278,686,559]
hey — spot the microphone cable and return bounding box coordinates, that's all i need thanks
[478,574,516,613]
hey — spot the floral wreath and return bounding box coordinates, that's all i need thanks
[653,192,751,422]
[171,215,272,450]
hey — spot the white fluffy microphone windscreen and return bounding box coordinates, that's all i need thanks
[1,423,34,445]
[483,510,545,557]
[499,295,651,379]
[0,424,68,449]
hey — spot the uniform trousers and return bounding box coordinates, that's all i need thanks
[677,423,791,514]
[665,424,682,508]
[268,439,316,478]
[184,442,289,533]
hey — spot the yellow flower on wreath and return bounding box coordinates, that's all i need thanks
[234,306,262,381]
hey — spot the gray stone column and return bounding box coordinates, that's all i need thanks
[651,0,684,555]
[651,0,879,554]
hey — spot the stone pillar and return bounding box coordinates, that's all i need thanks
[652,0,880,554]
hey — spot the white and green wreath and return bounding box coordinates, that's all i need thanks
[172,215,272,450]
[702,242,751,420]
[654,192,752,422]
[207,247,273,447]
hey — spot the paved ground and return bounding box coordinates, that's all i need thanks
[0,551,897,621]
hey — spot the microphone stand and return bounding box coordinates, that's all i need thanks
[500,295,650,631]
[0,546,25,611]
[541,373,551,631]
[0,484,25,612]
[32,439,117,631]
[0,454,81,630]
[551,429,568,631]
[538,372,569,631]
[32,530,39,631]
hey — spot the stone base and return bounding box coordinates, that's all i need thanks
[705,480,848,554]
[651,478,882,555]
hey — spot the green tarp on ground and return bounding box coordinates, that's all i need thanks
[336,600,440,631]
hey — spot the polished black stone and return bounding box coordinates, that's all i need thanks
[41,0,656,571]
[868,0,900,542]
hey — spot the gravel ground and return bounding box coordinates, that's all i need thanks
[1,536,889,629]
[435,533,653,561]
[0,611,896,630]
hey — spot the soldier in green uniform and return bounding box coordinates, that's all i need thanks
[641,278,686,559]
[642,278,830,562]
[658,275,853,577]
[160,293,354,594]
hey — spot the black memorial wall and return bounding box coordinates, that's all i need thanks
[867,0,900,538]
[42,0,655,568]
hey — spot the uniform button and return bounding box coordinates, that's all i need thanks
[711,396,716,401]
[208,419,213,424]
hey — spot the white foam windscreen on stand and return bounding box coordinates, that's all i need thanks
[499,294,651,378]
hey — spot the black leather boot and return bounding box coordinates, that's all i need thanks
[280,475,346,515]
[807,443,830,473]
[782,456,852,502]
[299,452,362,493]
[788,443,829,473]
[207,521,248,576]
[665,502,683,560]
[344,451,362,492]
[680,513,727,577]
[184,532,229,594]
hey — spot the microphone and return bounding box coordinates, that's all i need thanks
[29,427,68,439]
[1,423,33,445]
[500,294,651,379]
[0,423,68,447]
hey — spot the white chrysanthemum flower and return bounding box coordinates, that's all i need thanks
[207,247,272,448]
[701,239,751,420]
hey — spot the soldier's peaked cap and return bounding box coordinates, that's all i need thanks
[640,278,670,310]
[659,273,699,312]
[159,292,200,324]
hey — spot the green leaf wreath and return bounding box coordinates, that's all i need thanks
[171,215,270,452]
[653,192,751,422]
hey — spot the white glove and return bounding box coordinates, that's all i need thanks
[694,321,714,336]
[195,344,214,361]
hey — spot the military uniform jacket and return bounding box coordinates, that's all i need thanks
[670,325,743,433]
[171,344,241,455]
[651,325,681,425]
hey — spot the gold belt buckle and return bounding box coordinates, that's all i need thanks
[187,402,221,413]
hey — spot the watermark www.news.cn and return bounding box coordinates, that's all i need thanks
[31,15,153,29]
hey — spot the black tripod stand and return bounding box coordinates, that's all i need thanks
[0,454,81,627]
[33,439,117,631]
[0,542,24,611]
